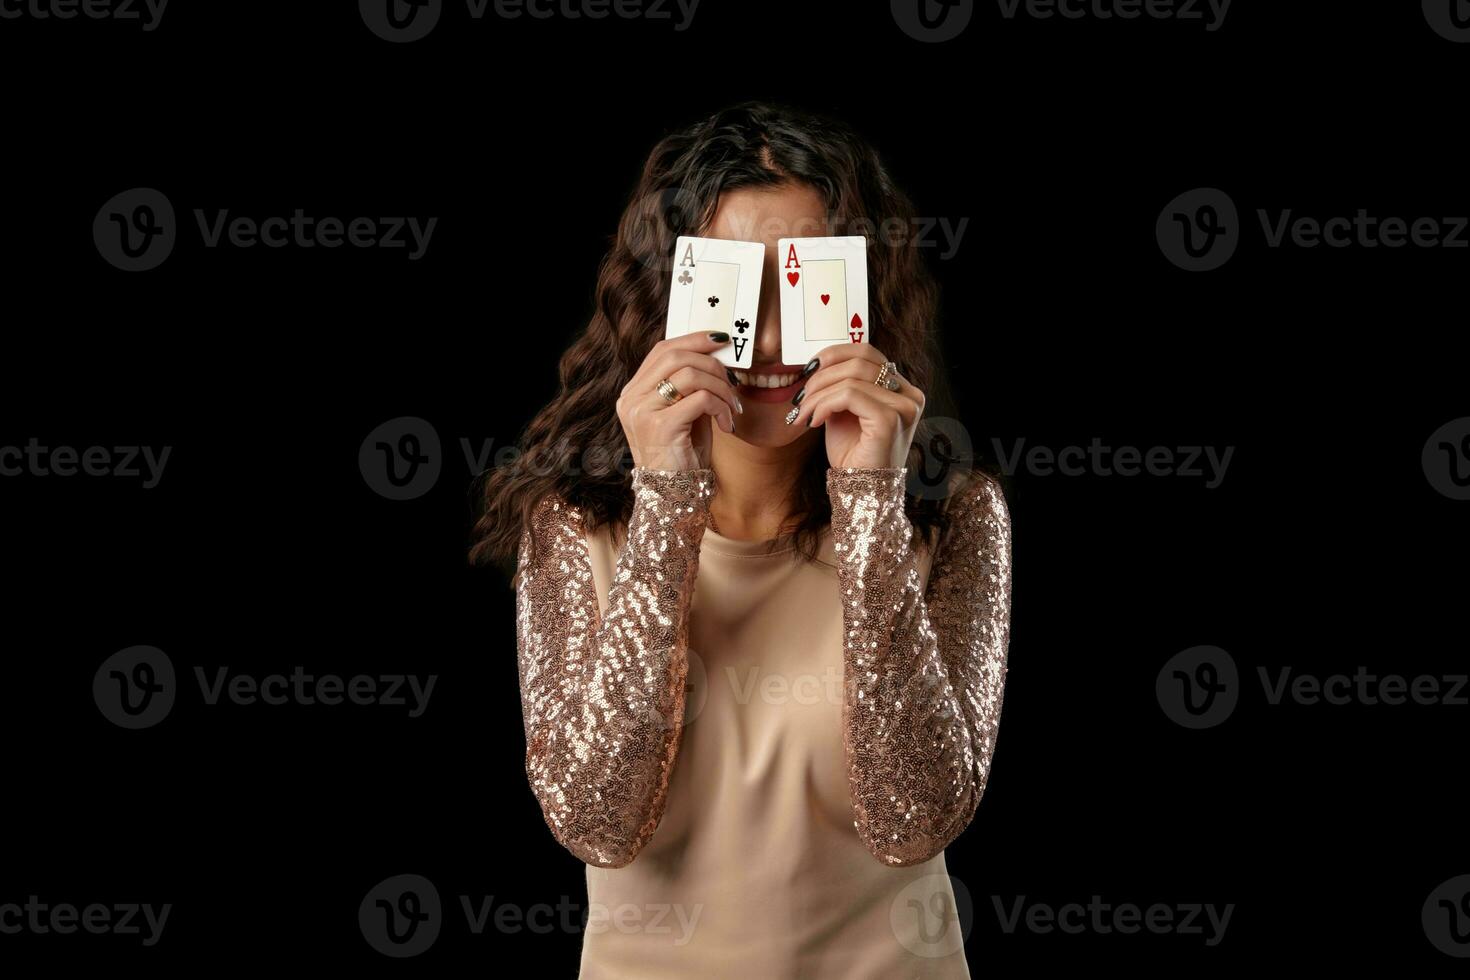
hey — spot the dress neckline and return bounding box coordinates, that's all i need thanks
[700,524,841,568]
[700,525,797,557]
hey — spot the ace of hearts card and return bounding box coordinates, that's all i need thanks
[777,236,869,364]
[664,236,766,368]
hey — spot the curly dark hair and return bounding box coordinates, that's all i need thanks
[469,100,989,573]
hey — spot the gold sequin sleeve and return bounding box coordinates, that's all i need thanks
[514,466,716,868]
[826,466,1012,867]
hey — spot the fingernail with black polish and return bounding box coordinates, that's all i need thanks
[791,387,806,406]
[726,368,740,386]
[800,358,820,378]
[709,331,730,342]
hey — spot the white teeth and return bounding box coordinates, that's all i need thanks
[734,371,797,388]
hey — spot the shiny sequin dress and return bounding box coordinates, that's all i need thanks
[514,465,1012,979]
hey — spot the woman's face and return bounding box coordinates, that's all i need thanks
[703,182,830,448]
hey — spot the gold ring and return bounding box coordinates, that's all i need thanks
[874,361,902,392]
[656,378,682,404]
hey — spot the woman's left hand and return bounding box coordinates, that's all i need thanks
[786,343,924,469]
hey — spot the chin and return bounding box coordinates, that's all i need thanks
[725,409,813,448]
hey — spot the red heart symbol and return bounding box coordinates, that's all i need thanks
[851,314,863,329]
[787,272,800,287]
[821,294,831,305]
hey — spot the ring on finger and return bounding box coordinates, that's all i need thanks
[873,361,902,392]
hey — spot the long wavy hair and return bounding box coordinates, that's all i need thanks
[470,100,989,574]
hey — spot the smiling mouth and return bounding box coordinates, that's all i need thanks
[733,367,805,402]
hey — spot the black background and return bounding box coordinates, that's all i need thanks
[2,0,1467,972]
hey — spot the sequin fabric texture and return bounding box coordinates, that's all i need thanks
[514,464,1011,868]
[515,467,714,868]
[826,466,1012,866]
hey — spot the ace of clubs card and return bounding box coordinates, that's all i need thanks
[664,236,766,368]
[777,236,869,365]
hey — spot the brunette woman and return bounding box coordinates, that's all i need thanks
[473,101,1012,979]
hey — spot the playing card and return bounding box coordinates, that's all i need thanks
[777,236,869,365]
[664,236,766,368]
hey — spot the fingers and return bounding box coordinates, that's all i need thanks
[799,342,888,384]
[654,387,736,436]
[619,332,741,470]
[641,351,742,413]
[792,350,911,403]
[629,331,737,391]
[787,376,923,432]
[662,365,742,418]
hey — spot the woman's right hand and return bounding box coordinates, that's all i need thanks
[618,331,744,472]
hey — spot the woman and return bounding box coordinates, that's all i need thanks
[472,101,1012,979]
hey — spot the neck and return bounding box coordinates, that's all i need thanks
[707,429,814,542]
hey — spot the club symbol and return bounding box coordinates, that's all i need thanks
[678,271,692,285]
[734,318,749,333]
[707,296,720,307]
